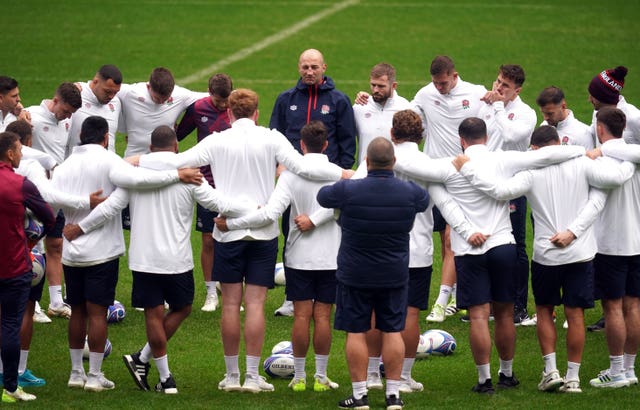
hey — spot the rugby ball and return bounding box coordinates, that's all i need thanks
[106,300,126,323]
[271,340,293,355]
[263,353,294,378]
[30,249,46,287]
[82,336,112,360]
[422,329,456,356]
[24,209,44,241]
[416,334,431,359]
[274,262,286,286]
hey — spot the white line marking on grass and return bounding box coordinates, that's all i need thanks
[176,0,360,86]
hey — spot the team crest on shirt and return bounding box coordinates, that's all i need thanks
[321,105,330,114]
[108,103,115,112]
[508,113,515,120]
[65,123,70,131]
[435,100,441,106]
[138,96,145,102]
[365,112,372,118]
[43,126,49,132]
[85,102,92,108]
[462,99,470,109]
[562,136,569,145]
[200,116,209,123]
[290,105,298,111]
[485,114,491,120]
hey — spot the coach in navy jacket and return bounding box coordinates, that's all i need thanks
[270,49,356,169]
[317,137,428,409]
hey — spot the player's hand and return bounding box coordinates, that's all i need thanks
[294,214,315,232]
[125,155,141,166]
[63,224,84,241]
[214,216,229,232]
[549,230,576,248]
[178,168,203,185]
[354,91,370,105]
[341,169,355,179]
[586,148,602,160]
[467,232,489,247]
[452,154,470,171]
[276,163,287,178]
[89,189,107,209]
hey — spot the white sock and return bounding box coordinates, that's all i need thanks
[88,351,104,375]
[401,358,414,380]
[499,358,513,377]
[623,353,637,372]
[205,281,216,296]
[476,363,491,383]
[294,356,306,380]
[367,357,381,375]
[49,285,64,306]
[69,348,84,372]
[315,354,328,379]
[435,285,452,306]
[246,355,260,378]
[452,283,457,299]
[610,355,624,375]
[18,350,29,374]
[543,352,557,373]
[566,361,580,381]
[154,354,171,382]
[224,355,239,375]
[386,378,401,398]
[140,343,152,363]
[352,380,367,399]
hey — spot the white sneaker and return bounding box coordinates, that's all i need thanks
[444,298,459,316]
[201,293,219,312]
[520,314,538,327]
[590,369,630,388]
[218,373,242,392]
[84,372,115,392]
[559,378,582,393]
[47,303,71,319]
[67,369,87,388]
[2,387,36,402]
[33,302,52,323]
[538,369,563,391]
[366,372,383,390]
[625,368,638,385]
[399,377,424,393]
[426,303,445,323]
[242,374,274,393]
[274,300,294,317]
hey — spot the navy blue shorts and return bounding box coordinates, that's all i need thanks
[432,206,446,233]
[407,266,432,310]
[594,253,640,300]
[63,258,119,307]
[334,283,408,333]
[196,204,218,233]
[455,244,517,309]
[285,267,337,304]
[46,209,65,238]
[132,270,194,309]
[213,239,277,288]
[531,260,594,308]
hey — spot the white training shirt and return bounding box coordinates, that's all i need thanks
[411,77,487,158]
[52,144,181,266]
[67,82,122,155]
[27,100,72,164]
[481,96,537,152]
[541,109,594,150]
[226,153,340,270]
[118,83,205,157]
[0,111,17,131]
[353,90,411,164]
[77,151,256,274]
[590,96,640,145]
[139,117,343,243]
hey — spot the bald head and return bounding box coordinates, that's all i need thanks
[298,49,327,85]
[366,137,395,170]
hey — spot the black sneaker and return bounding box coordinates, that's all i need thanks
[497,372,520,388]
[460,314,471,323]
[587,316,605,332]
[471,379,495,394]
[338,394,369,409]
[513,307,530,326]
[385,394,404,410]
[123,351,150,391]
[155,374,178,394]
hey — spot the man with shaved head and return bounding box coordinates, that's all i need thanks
[270,49,357,317]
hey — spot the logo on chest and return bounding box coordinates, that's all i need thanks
[290,105,298,111]
[321,105,330,115]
